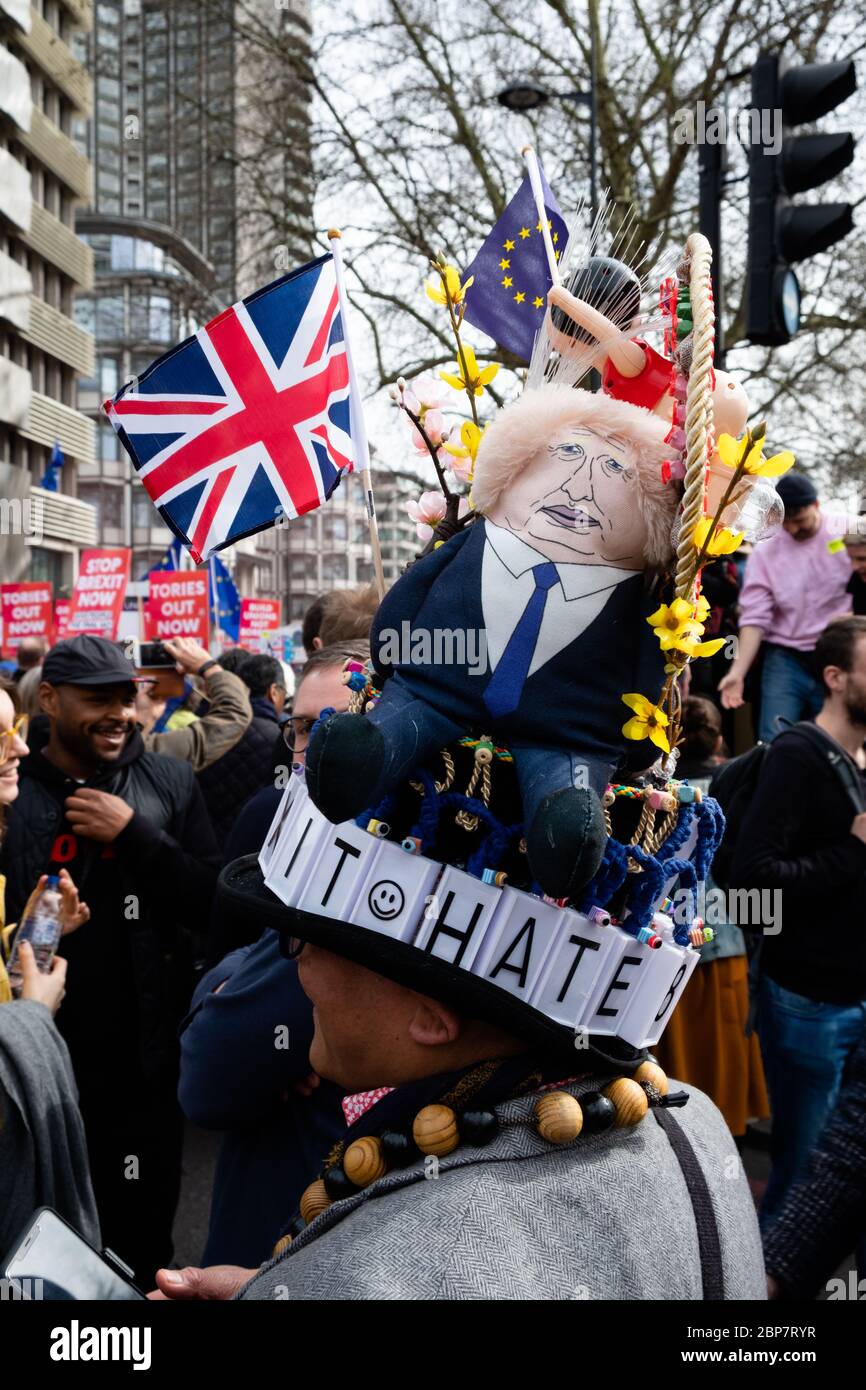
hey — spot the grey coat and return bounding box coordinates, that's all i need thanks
[236,1077,766,1301]
[0,1000,100,1260]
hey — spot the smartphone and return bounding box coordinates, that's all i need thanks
[2,1208,146,1300]
[139,640,175,668]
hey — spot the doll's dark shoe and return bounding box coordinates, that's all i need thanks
[525,787,607,899]
[305,713,385,823]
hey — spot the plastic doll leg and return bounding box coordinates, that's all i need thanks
[511,744,611,898]
[305,680,464,824]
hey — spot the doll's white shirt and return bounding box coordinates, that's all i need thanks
[482,521,639,679]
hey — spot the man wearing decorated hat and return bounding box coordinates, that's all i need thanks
[153,833,766,1300]
[153,692,765,1302]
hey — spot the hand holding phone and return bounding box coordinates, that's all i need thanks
[3,1208,145,1300]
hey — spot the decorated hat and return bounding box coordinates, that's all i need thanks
[220,718,724,1069]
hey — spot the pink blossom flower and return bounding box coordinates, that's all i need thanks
[411,372,447,410]
[406,490,447,542]
[447,454,473,486]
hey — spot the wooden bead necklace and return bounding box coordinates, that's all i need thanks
[280,1060,675,1259]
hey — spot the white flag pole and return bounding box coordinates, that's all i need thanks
[522,145,562,287]
[328,228,386,600]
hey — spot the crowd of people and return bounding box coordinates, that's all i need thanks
[1,472,865,1301]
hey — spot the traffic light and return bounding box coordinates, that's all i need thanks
[746,51,856,346]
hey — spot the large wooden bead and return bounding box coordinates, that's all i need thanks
[534,1091,583,1145]
[603,1077,649,1128]
[344,1135,387,1188]
[299,1178,332,1225]
[272,1234,293,1258]
[412,1104,459,1156]
[634,1061,669,1096]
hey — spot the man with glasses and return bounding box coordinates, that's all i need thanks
[177,644,367,1264]
[223,641,371,866]
[197,654,288,850]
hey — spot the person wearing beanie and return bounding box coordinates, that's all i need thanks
[718,471,852,742]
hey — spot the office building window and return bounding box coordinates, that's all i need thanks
[96,295,124,338]
[133,488,153,528]
[76,485,101,530]
[99,421,120,463]
[74,295,95,334]
[149,296,171,342]
[29,547,67,591]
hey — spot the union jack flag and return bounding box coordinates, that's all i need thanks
[104,254,354,564]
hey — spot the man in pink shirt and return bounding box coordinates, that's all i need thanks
[719,473,853,741]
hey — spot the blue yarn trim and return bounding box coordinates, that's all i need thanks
[309,705,336,743]
[467,819,524,879]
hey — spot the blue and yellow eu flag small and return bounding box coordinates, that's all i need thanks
[461,168,567,362]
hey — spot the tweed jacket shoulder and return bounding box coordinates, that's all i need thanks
[235,1078,766,1301]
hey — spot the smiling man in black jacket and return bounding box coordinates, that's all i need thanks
[0,635,220,1287]
[732,615,866,1234]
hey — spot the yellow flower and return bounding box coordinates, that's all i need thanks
[440,344,500,397]
[647,597,720,654]
[647,598,698,651]
[675,632,726,659]
[716,433,795,479]
[425,264,474,307]
[621,693,671,754]
[693,516,743,557]
[443,420,487,468]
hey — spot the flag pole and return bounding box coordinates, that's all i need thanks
[522,146,562,287]
[209,556,217,649]
[328,228,386,599]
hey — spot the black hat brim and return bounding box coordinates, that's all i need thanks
[218,855,647,1073]
[44,672,150,687]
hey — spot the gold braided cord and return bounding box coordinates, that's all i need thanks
[409,747,455,796]
[675,232,715,601]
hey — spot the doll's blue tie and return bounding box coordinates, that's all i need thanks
[483,561,560,719]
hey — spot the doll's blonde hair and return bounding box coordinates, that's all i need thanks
[472,384,678,570]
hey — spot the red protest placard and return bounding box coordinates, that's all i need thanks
[54,599,72,642]
[1,581,54,658]
[145,571,209,644]
[238,597,281,651]
[67,548,131,640]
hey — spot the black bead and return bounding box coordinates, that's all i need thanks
[579,1091,616,1135]
[288,1213,306,1237]
[459,1109,499,1146]
[322,1165,353,1200]
[380,1129,417,1167]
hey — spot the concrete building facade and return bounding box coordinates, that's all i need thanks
[0,0,97,591]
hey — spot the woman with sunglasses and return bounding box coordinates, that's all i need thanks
[0,676,100,1259]
[0,678,90,1008]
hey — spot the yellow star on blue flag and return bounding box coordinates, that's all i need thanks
[461,167,567,361]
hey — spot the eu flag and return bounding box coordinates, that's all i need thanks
[208,553,240,645]
[461,170,568,362]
